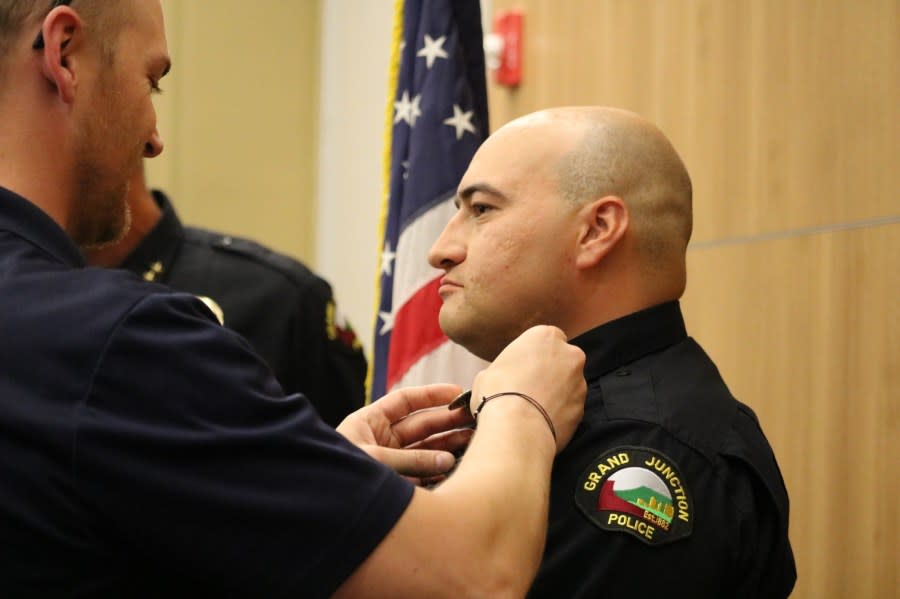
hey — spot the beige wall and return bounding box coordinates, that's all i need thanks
[152,0,392,353]
[317,0,396,354]
[488,0,899,596]
[149,0,320,263]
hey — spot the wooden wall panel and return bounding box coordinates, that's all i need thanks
[488,0,899,242]
[683,225,899,598]
[487,1,900,596]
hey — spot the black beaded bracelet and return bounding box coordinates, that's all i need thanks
[473,391,557,443]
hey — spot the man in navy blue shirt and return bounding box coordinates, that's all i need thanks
[0,2,587,596]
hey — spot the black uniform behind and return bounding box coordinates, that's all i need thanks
[119,191,367,426]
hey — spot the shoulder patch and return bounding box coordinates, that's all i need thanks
[574,446,692,545]
[325,300,362,351]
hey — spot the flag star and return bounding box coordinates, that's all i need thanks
[378,309,395,335]
[394,90,413,125]
[409,94,422,126]
[443,104,477,140]
[381,241,396,276]
[416,34,449,69]
[393,90,422,127]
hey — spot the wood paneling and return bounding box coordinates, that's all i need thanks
[488,1,900,596]
[684,225,899,598]
[488,0,899,242]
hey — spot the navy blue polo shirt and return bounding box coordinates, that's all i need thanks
[0,186,413,597]
[117,191,368,427]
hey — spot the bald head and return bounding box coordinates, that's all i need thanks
[430,106,694,353]
[503,108,693,276]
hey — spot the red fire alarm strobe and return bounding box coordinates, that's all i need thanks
[491,10,522,87]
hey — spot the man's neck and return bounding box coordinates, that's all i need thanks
[0,50,83,231]
[0,92,76,232]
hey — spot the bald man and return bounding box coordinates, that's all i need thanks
[429,107,796,598]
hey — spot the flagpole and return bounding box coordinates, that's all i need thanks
[367,0,406,404]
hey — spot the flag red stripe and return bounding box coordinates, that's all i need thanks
[386,276,447,389]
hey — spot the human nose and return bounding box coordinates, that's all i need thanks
[428,214,466,270]
[143,128,164,158]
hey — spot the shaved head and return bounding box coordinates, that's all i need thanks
[546,108,693,272]
[497,107,692,279]
[429,105,696,355]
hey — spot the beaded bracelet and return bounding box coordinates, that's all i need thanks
[450,390,556,443]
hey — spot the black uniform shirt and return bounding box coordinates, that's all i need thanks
[118,191,366,426]
[0,186,412,597]
[528,301,796,598]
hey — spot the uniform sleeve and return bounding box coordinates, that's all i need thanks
[725,456,798,598]
[287,276,367,426]
[74,292,412,598]
[723,407,797,598]
[529,421,731,599]
[530,407,795,599]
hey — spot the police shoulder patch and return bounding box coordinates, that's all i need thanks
[325,300,362,351]
[574,446,692,546]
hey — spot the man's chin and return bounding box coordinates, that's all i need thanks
[79,205,132,251]
[441,321,501,362]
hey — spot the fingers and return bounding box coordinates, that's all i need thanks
[361,445,458,478]
[388,404,473,447]
[373,384,463,423]
[366,384,472,448]
[337,384,474,456]
[406,427,474,455]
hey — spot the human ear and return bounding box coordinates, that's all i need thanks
[574,195,628,269]
[38,7,83,104]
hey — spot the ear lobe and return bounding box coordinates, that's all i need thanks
[38,8,83,104]
[574,196,628,269]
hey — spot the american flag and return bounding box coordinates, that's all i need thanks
[369,0,490,401]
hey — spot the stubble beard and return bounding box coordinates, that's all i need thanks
[70,79,137,249]
[72,157,133,249]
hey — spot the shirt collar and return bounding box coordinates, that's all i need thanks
[570,301,687,380]
[120,189,184,282]
[0,185,85,267]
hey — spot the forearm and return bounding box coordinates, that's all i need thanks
[432,396,557,593]
[334,396,556,599]
[334,326,585,598]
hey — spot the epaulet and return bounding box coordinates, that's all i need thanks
[184,227,323,291]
